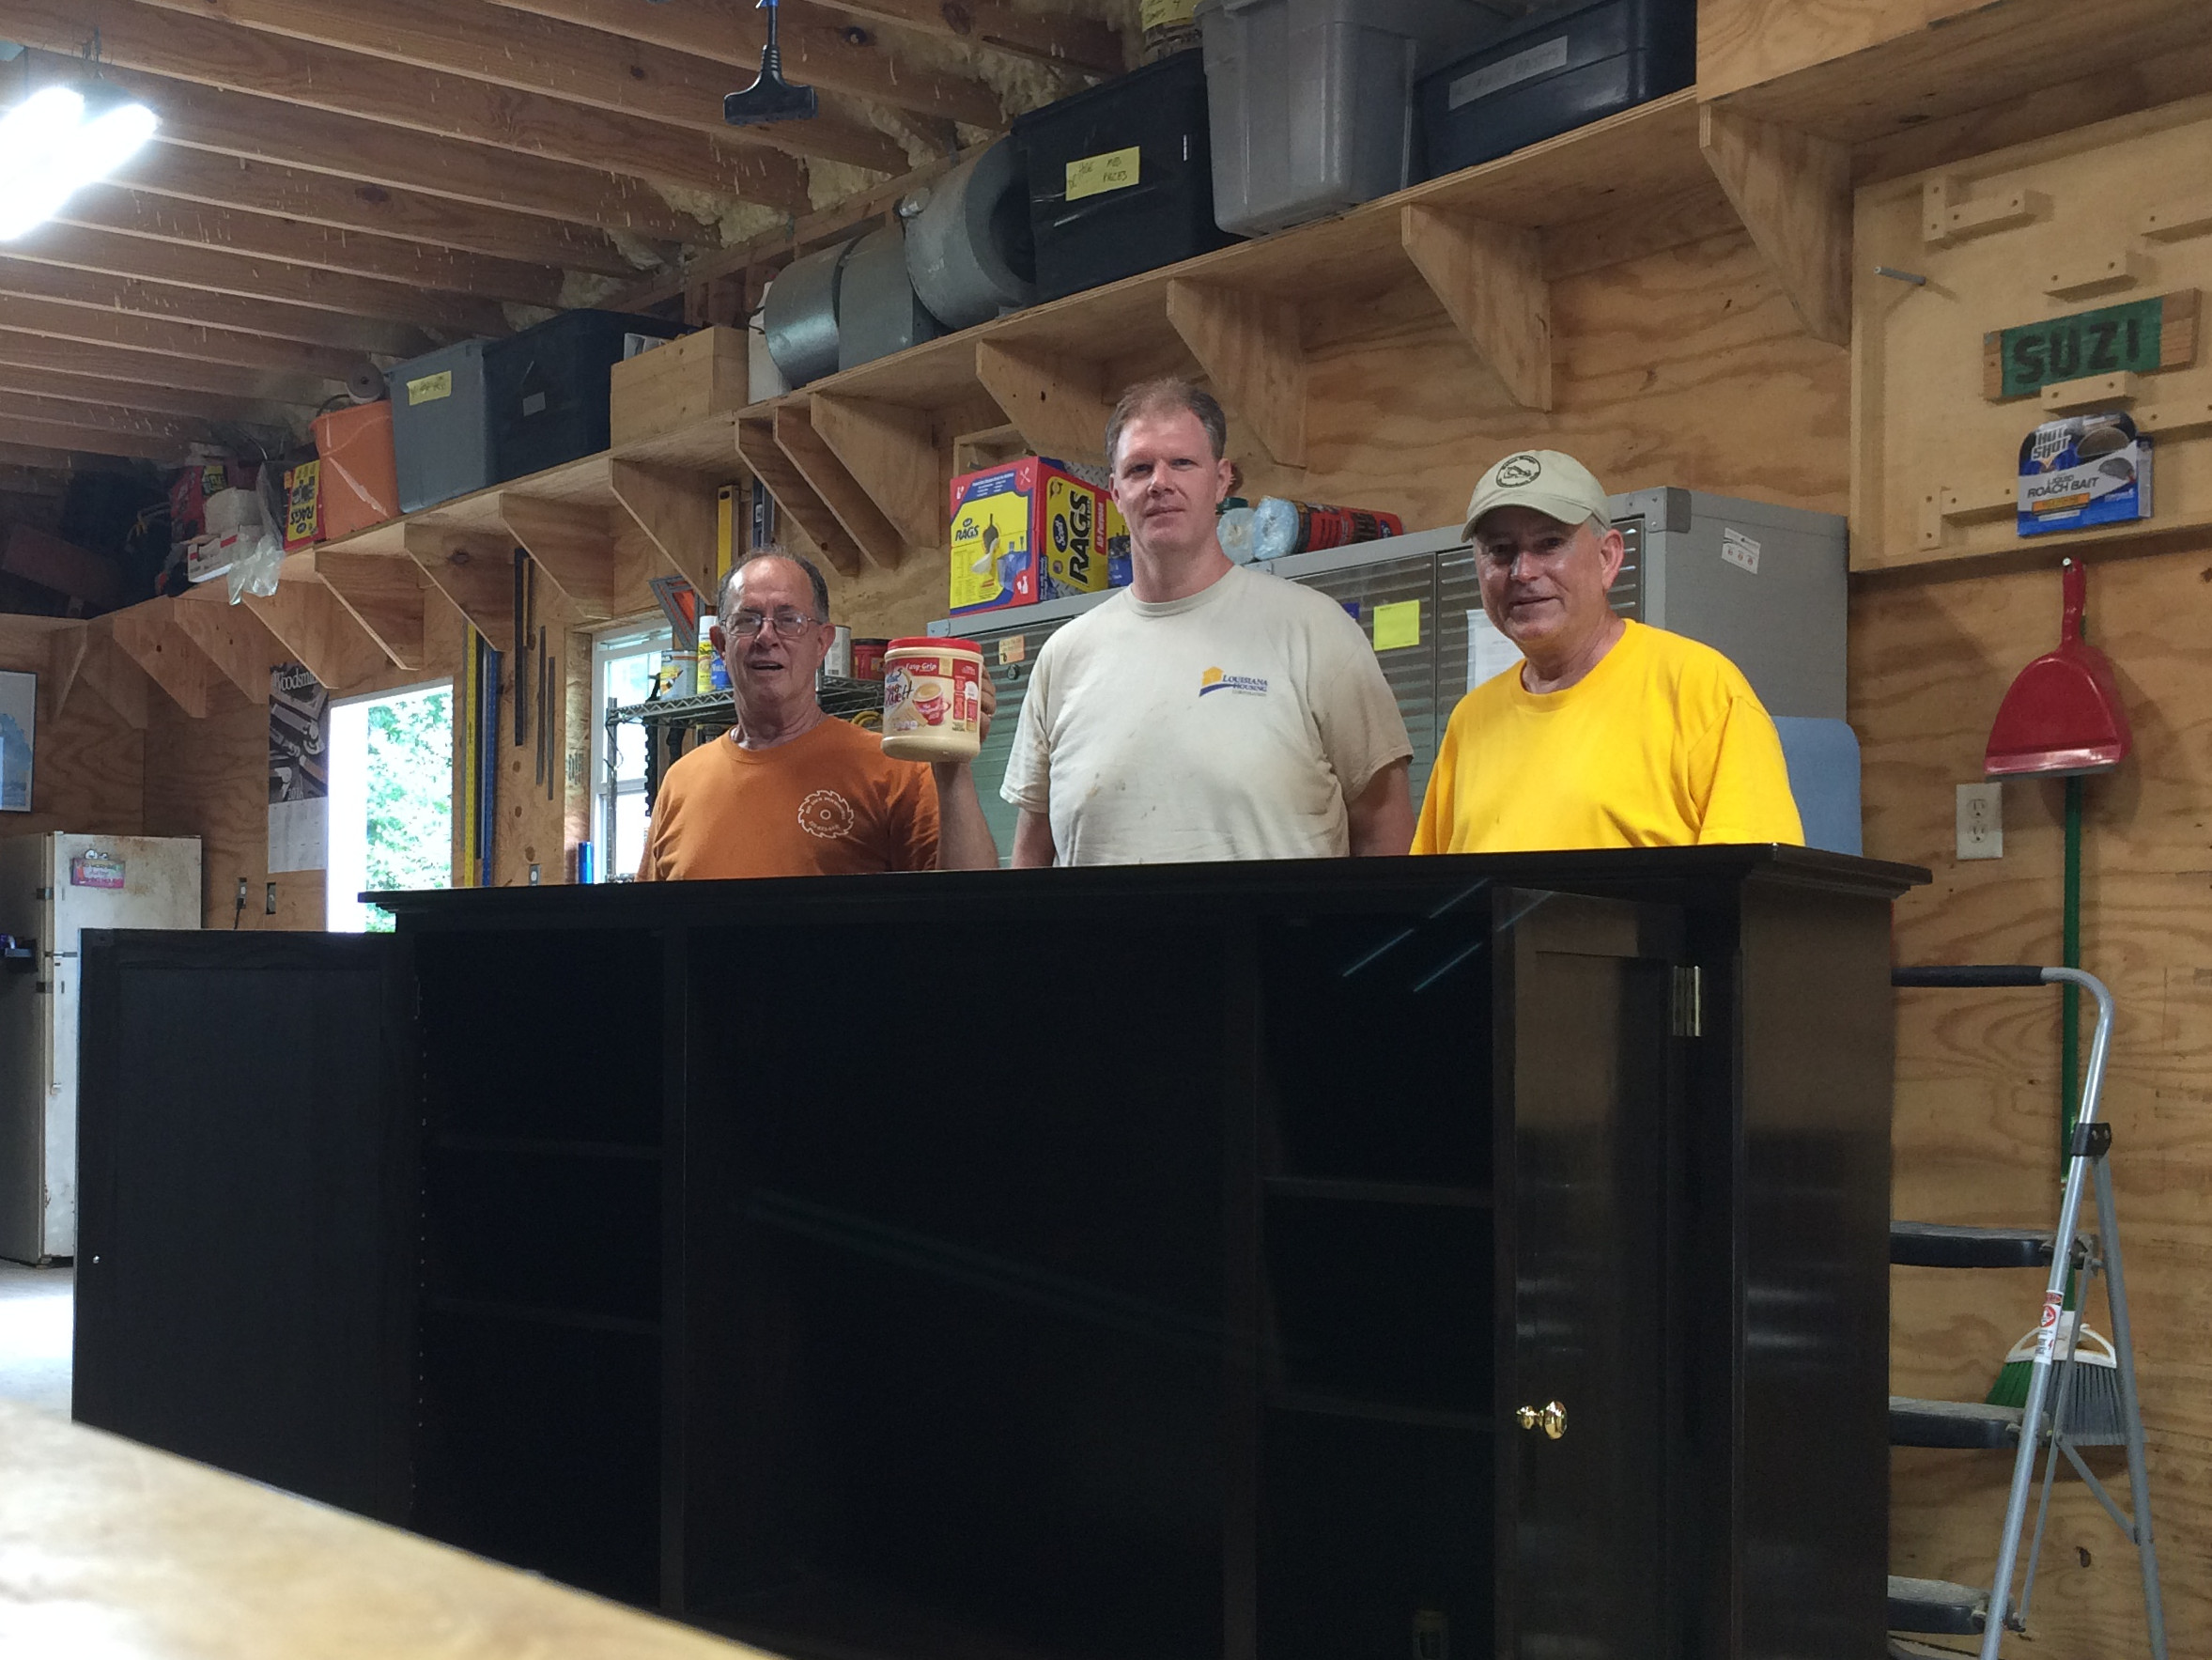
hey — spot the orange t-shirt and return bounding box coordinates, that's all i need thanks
[634,717,939,881]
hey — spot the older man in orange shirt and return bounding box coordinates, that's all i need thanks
[636,549,998,879]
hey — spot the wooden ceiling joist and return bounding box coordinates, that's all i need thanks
[125,0,908,175]
[0,365,306,430]
[6,0,808,208]
[0,250,440,360]
[105,69,717,242]
[63,184,568,313]
[0,438,153,473]
[0,414,190,467]
[808,0,1126,76]
[0,333,338,408]
[482,0,1011,130]
[22,216,509,340]
[110,144,647,280]
[0,394,258,449]
[0,292,364,382]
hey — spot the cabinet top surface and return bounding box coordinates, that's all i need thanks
[371,846,1927,930]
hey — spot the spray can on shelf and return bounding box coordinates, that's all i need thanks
[1249,498,1406,561]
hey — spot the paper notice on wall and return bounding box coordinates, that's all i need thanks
[269,662,330,874]
[1466,610,1524,688]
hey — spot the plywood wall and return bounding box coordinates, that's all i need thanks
[1856,540,2212,1654]
[0,619,145,844]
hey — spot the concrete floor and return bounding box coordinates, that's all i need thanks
[0,1260,72,1417]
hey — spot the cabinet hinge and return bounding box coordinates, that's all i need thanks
[34,887,51,900]
[1671,965,1703,1038]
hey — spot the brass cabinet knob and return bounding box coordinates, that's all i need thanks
[1515,1401,1567,1440]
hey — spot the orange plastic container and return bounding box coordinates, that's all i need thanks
[311,402,401,540]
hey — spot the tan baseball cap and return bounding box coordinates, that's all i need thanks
[1462,449,1610,538]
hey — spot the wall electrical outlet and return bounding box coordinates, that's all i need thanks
[1957,783,2004,860]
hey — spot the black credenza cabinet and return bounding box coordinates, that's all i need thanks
[74,848,1922,1660]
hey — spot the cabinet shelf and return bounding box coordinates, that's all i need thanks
[425,1295,659,1340]
[1262,1176,1490,1208]
[431,1133,659,1162]
[1267,1389,1489,1435]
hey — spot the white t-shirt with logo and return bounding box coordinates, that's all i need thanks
[1001,564,1414,864]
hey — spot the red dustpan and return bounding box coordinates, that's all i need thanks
[1985,557,2132,778]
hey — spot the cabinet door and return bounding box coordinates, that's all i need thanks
[1495,891,1679,1659]
[74,930,411,1523]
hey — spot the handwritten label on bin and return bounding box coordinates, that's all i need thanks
[1066,147,1140,203]
[406,370,453,406]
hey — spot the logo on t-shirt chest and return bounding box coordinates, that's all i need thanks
[797,789,857,840]
[1199,665,1270,697]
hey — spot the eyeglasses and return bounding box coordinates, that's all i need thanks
[726,608,820,638]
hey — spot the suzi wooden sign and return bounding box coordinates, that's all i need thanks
[1985,290,2199,399]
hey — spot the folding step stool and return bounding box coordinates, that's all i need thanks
[1884,966,2164,1660]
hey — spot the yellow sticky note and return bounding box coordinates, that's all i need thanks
[1066,147,1140,203]
[407,370,453,405]
[1373,599,1421,651]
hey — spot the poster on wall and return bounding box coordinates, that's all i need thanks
[269,662,329,873]
[0,669,33,813]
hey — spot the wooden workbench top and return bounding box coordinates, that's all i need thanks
[0,1400,773,1659]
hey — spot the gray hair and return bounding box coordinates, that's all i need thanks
[720,546,831,626]
[1106,378,1229,473]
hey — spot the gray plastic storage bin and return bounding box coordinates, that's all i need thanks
[390,339,492,513]
[1198,0,1507,237]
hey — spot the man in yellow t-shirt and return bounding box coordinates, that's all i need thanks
[1413,450,1803,854]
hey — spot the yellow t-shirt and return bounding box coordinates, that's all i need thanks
[1412,620,1804,854]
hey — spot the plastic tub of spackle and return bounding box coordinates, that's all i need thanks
[881,638,984,763]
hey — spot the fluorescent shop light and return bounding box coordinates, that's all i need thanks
[0,82,158,240]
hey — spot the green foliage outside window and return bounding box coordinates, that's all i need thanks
[364,688,452,932]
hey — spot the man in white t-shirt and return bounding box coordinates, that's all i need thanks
[1001,380,1414,865]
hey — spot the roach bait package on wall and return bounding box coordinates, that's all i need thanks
[2018,411,2152,538]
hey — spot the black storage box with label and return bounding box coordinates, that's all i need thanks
[487,309,687,482]
[1418,0,1694,177]
[1013,51,1236,303]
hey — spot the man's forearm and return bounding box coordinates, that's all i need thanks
[932,764,1001,870]
[1347,759,1415,857]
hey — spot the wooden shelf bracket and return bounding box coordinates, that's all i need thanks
[76,622,148,732]
[404,526,517,656]
[735,417,867,578]
[1699,103,1852,348]
[243,580,389,693]
[810,394,941,551]
[108,603,211,720]
[973,341,1113,468]
[1399,204,1553,411]
[610,459,719,596]
[772,404,907,572]
[1165,279,1307,467]
[169,595,279,706]
[44,623,88,724]
[499,494,617,621]
[314,551,429,674]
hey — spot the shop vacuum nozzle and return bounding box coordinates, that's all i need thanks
[725,0,818,128]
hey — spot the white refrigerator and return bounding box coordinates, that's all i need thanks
[0,833,201,1264]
